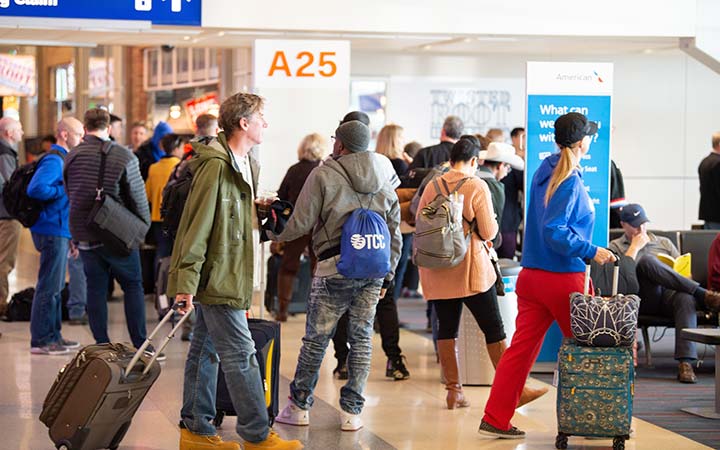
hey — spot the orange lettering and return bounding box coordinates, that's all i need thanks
[296,52,315,77]
[268,51,291,77]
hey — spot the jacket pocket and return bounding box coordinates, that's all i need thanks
[219,197,243,246]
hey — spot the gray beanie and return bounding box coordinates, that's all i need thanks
[335,120,371,153]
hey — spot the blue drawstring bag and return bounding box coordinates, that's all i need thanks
[336,208,391,279]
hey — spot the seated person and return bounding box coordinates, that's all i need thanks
[710,233,720,291]
[609,204,720,383]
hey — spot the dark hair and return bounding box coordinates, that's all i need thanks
[84,108,110,132]
[510,127,525,138]
[195,114,218,135]
[483,160,502,169]
[443,116,464,140]
[450,138,479,163]
[459,134,480,148]
[160,133,183,156]
[403,141,422,158]
[41,134,56,144]
[109,114,122,124]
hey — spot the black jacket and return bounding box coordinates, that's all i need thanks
[0,139,18,219]
[278,159,320,206]
[699,152,720,222]
[408,141,453,170]
[135,139,156,181]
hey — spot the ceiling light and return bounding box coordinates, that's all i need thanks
[169,105,182,120]
[463,37,472,43]
[422,45,432,50]
[643,48,654,54]
[183,36,191,41]
[217,31,226,37]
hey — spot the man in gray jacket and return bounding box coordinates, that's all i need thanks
[273,120,401,432]
[0,117,23,320]
[64,108,154,355]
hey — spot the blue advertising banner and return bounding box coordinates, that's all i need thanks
[0,0,202,26]
[526,94,612,247]
[525,62,613,364]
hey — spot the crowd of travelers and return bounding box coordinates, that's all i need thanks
[0,89,719,448]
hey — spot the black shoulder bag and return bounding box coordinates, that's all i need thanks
[86,141,150,257]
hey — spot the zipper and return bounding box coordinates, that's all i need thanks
[416,249,452,259]
[415,226,447,237]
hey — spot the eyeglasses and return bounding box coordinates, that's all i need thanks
[330,135,336,142]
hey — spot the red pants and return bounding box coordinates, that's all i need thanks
[482,268,588,431]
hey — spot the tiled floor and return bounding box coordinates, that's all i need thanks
[0,230,713,449]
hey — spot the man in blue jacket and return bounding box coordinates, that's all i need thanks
[27,117,85,355]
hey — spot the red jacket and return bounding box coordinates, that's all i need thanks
[710,234,720,291]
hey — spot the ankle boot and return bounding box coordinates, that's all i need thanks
[486,340,548,408]
[276,272,295,322]
[437,339,470,409]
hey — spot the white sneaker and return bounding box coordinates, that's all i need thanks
[275,401,309,426]
[340,410,363,431]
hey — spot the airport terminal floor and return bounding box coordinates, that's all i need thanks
[1,230,714,449]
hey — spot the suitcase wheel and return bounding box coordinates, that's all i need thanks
[56,442,70,450]
[613,436,626,450]
[555,433,568,449]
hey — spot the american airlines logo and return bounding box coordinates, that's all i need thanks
[350,234,386,251]
[135,0,191,12]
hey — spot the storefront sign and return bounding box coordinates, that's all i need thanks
[253,40,350,89]
[0,0,202,26]
[185,93,219,126]
[0,54,35,97]
[525,61,613,247]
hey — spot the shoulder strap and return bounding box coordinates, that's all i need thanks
[95,141,112,201]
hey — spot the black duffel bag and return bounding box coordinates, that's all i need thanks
[86,142,149,257]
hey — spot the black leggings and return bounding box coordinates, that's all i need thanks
[430,288,506,343]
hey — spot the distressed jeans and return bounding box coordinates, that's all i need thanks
[181,304,269,443]
[290,274,383,415]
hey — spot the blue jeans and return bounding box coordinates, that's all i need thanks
[290,275,383,415]
[80,246,146,349]
[181,304,269,443]
[30,233,69,347]
[704,221,720,230]
[393,233,413,301]
[67,254,87,320]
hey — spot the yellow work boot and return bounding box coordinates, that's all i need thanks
[244,431,304,450]
[179,428,241,450]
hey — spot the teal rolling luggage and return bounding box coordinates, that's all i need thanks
[555,340,634,450]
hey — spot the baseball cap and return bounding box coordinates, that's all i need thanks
[480,142,525,170]
[554,112,598,147]
[619,203,649,228]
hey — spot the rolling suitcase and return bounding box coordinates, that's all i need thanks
[555,340,634,450]
[40,304,191,450]
[213,319,281,428]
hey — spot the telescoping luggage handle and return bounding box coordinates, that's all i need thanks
[584,250,620,297]
[125,301,193,377]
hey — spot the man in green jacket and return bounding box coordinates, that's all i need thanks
[168,92,302,450]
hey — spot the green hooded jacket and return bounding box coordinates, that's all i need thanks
[167,132,259,309]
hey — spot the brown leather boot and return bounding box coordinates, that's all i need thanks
[486,340,548,408]
[276,272,295,322]
[437,339,470,409]
[678,361,697,383]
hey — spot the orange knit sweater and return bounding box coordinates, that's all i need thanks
[416,169,499,300]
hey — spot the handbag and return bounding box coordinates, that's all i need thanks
[570,256,640,347]
[86,141,150,257]
[482,241,505,296]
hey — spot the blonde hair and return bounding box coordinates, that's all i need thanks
[375,124,404,159]
[297,133,328,161]
[544,144,581,205]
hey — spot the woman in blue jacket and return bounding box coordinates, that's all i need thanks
[479,112,615,439]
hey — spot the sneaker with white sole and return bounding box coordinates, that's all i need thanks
[31,342,70,356]
[276,401,309,426]
[60,338,80,350]
[340,410,363,431]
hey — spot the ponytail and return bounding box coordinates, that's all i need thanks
[544,145,580,205]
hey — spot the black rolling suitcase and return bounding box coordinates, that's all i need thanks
[213,319,281,427]
[40,304,191,450]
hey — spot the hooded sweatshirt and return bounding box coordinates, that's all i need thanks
[273,151,402,285]
[521,152,597,273]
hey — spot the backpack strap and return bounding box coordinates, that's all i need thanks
[95,141,113,201]
[433,176,470,198]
